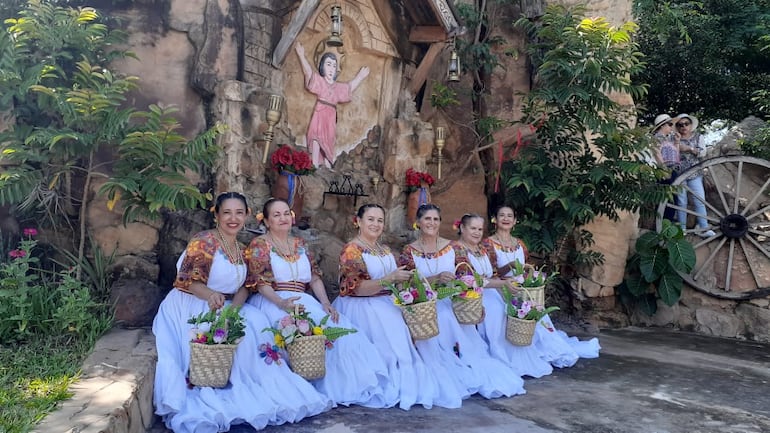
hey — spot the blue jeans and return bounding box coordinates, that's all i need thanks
[676,175,709,230]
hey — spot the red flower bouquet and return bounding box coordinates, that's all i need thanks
[405,168,435,193]
[271,145,316,175]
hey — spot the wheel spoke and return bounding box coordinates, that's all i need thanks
[740,175,770,217]
[693,236,728,281]
[745,234,770,261]
[681,184,724,219]
[738,238,763,289]
[733,161,743,214]
[745,203,770,222]
[747,227,770,238]
[707,165,731,215]
[725,239,736,291]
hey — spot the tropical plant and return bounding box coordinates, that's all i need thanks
[503,5,670,273]
[617,220,696,315]
[188,305,246,345]
[0,2,223,277]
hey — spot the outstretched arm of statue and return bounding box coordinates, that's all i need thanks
[295,43,313,85]
[349,66,370,92]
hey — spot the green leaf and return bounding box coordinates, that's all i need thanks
[638,293,658,316]
[625,273,647,297]
[640,248,668,282]
[635,231,660,254]
[658,273,683,306]
[667,239,696,273]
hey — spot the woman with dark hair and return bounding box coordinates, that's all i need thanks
[399,204,526,399]
[152,192,331,433]
[453,213,553,378]
[245,198,389,408]
[484,205,600,368]
[335,204,471,409]
[295,43,369,168]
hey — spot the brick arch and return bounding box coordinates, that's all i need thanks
[311,0,397,58]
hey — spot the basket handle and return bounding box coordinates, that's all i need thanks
[294,303,300,316]
[454,261,473,275]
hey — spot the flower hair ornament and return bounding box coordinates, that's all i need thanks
[452,219,462,231]
[490,217,496,225]
[351,215,359,228]
[291,210,296,225]
[255,212,265,223]
[412,222,419,231]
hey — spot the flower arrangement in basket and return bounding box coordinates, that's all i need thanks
[501,285,560,346]
[187,305,246,388]
[271,145,316,175]
[507,260,556,307]
[405,168,435,193]
[263,309,356,380]
[384,271,455,340]
[449,262,487,325]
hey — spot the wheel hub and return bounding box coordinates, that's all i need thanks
[720,213,749,239]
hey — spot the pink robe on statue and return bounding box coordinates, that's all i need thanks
[305,71,351,166]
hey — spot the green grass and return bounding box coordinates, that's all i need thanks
[0,337,91,433]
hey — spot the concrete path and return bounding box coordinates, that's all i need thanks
[151,328,770,433]
[34,326,770,433]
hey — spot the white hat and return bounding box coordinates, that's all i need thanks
[675,113,699,130]
[651,114,680,133]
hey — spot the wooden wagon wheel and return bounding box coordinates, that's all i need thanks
[656,155,770,300]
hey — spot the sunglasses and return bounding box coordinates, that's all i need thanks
[676,122,691,128]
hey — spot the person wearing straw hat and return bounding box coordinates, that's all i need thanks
[674,114,716,237]
[651,113,682,222]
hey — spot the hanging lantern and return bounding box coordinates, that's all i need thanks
[447,47,460,82]
[327,5,343,47]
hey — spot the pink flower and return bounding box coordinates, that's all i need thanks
[399,290,414,305]
[459,275,476,287]
[425,289,436,301]
[9,249,26,259]
[297,319,311,334]
[23,227,38,237]
[279,315,294,328]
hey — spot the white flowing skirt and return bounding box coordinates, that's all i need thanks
[432,297,526,398]
[152,290,332,433]
[478,289,554,378]
[334,295,473,410]
[249,291,390,408]
[534,315,601,368]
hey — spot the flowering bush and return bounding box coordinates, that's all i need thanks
[270,145,315,175]
[508,260,556,288]
[385,271,456,306]
[501,285,559,321]
[188,305,246,345]
[263,310,356,358]
[405,168,435,193]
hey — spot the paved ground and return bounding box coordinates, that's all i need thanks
[146,328,770,433]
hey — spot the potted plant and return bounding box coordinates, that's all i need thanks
[270,145,316,222]
[404,168,435,225]
[187,305,246,387]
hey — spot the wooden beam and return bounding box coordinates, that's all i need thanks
[371,0,413,61]
[271,0,320,68]
[409,26,447,43]
[408,42,444,96]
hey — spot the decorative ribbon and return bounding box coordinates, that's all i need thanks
[418,187,429,208]
[281,171,297,207]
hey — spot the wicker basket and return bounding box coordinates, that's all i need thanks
[400,299,439,340]
[505,316,536,346]
[452,296,484,324]
[188,342,238,388]
[526,285,545,307]
[287,335,327,380]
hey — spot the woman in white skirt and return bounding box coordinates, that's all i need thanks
[483,205,601,367]
[152,192,331,433]
[336,204,472,409]
[453,213,553,378]
[244,198,389,408]
[399,204,526,399]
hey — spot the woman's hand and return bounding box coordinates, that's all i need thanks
[279,296,304,313]
[207,291,225,311]
[387,266,413,283]
[322,303,339,323]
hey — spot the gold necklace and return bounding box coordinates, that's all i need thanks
[494,233,519,251]
[357,236,392,276]
[268,233,299,282]
[418,236,440,276]
[216,227,244,282]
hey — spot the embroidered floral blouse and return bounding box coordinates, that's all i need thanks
[482,236,528,278]
[174,231,245,293]
[398,242,455,277]
[338,242,397,297]
[244,236,322,292]
[450,241,498,279]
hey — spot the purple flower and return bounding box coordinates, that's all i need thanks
[23,227,38,237]
[425,289,436,301]
[8,249,26,259]
[279,315,294,328]
[213,328,227,343]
